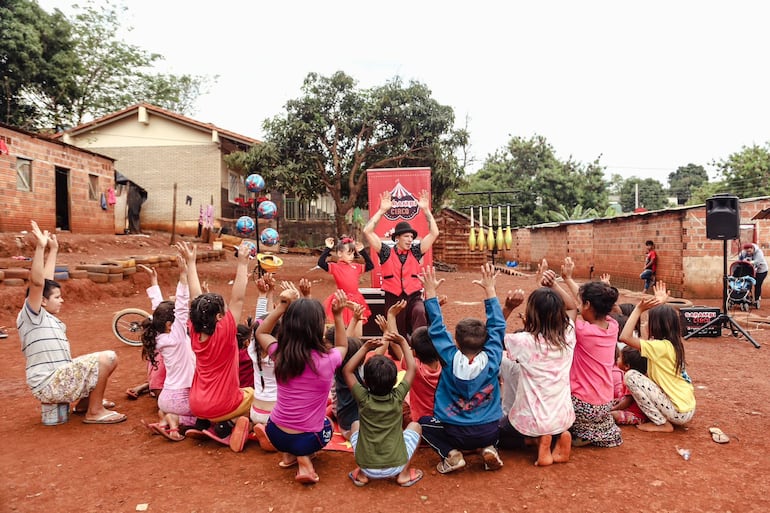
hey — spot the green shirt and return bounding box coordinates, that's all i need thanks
[352,380,410,469]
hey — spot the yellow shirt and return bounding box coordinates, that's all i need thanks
[640,339,696,413]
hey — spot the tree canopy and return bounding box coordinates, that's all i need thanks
[669,163,708,205]
[451,135,609,227]
[227,71,468,234]
[618,177,668,212]
[715,143,770,198]
[0,0,212,130]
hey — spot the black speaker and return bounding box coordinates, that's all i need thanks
[706,194,740,240]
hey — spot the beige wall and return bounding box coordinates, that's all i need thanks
[63,114,214,148]
[62,111,249,233]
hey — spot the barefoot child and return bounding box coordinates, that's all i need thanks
[498,272,576,466]
[561,257,623,448]
[345,332,424,487]
[618,281,696,432]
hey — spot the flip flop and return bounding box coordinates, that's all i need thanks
[140,419,167,435]
[182,428,209,440]
[150,424,185,442]
[295,472,320,485]
[82,411,127,424]
[229,416,249,453]
[398,468,423,487]
[248,423,277,452]
[348,467,368,487]
[709,427,730,444]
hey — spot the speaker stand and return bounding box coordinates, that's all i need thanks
[684,240,760,348]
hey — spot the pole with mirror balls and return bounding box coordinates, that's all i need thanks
[235,173,280,276]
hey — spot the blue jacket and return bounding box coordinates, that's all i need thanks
[425,296,504,426]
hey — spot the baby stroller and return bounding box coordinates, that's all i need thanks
[727,260,756,312]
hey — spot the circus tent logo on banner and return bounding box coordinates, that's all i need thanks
[383,180,419,222]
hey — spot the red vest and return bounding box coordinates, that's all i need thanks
[380,246,423,296]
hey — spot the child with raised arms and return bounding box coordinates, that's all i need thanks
[18,221,124,424]
[256,289,349,485]
[186,240,253,452]
[318,236,374,325]
[618,281,695,432]
[499,271,576,466]
[141,244,196,441]
[344,331,423,487]
[561,257,622,448]
[418,263,506,474]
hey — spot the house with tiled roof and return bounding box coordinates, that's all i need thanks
[54,103,261,234]
[0,122,115,234]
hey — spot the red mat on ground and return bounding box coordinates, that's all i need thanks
[323,420,353,452]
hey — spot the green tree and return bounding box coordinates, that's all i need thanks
[547,204,598,222]
[0,0,79,129]
[688,180,730,205]
[229,71,467,234]
[1,0,212,130]
[715,143,770,198]
[669,163,708,205]
[453,135,609,227]
[619,177,668,211]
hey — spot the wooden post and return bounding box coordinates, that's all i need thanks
[170,182,177,245]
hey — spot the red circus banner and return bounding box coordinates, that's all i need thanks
[366,167,432,287]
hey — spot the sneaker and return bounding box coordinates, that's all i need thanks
[436,450,466,474]
[229,416,250,453]
[0,329,7,339]
[481,445,503,471]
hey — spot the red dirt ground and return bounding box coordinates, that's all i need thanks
[1,231,769,513]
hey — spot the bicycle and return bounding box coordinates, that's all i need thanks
[112,307,150,347]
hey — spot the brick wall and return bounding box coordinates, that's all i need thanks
[0,125,114,234]
[477,199,770,299]
[91,145,221,234]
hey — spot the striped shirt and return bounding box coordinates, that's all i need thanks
[17,300,72,393]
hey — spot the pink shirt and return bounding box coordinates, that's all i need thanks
[268,344,342,432]
[570,317,618,405]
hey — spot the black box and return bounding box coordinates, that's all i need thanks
[360,288,386,338]
[679,307,721,337]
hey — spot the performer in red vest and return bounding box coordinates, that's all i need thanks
[363,190,439,338]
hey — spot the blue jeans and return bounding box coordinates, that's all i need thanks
[640,269,655,290]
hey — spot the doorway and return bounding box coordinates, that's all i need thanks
[55,167,70,231]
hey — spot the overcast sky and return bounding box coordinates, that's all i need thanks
[38,0,770,185]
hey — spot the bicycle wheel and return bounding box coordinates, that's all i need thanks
[112,308,150,347]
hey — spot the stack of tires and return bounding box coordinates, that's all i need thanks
[0,267,30,287]
[76,259,136,283]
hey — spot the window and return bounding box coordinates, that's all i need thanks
[228,172,241,203]
[16,158,31,191]
[88,174,99,200]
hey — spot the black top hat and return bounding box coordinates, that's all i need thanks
[391,221,418,241]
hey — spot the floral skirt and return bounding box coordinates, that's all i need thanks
[570,395,623,447]
[33,353,102,404]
